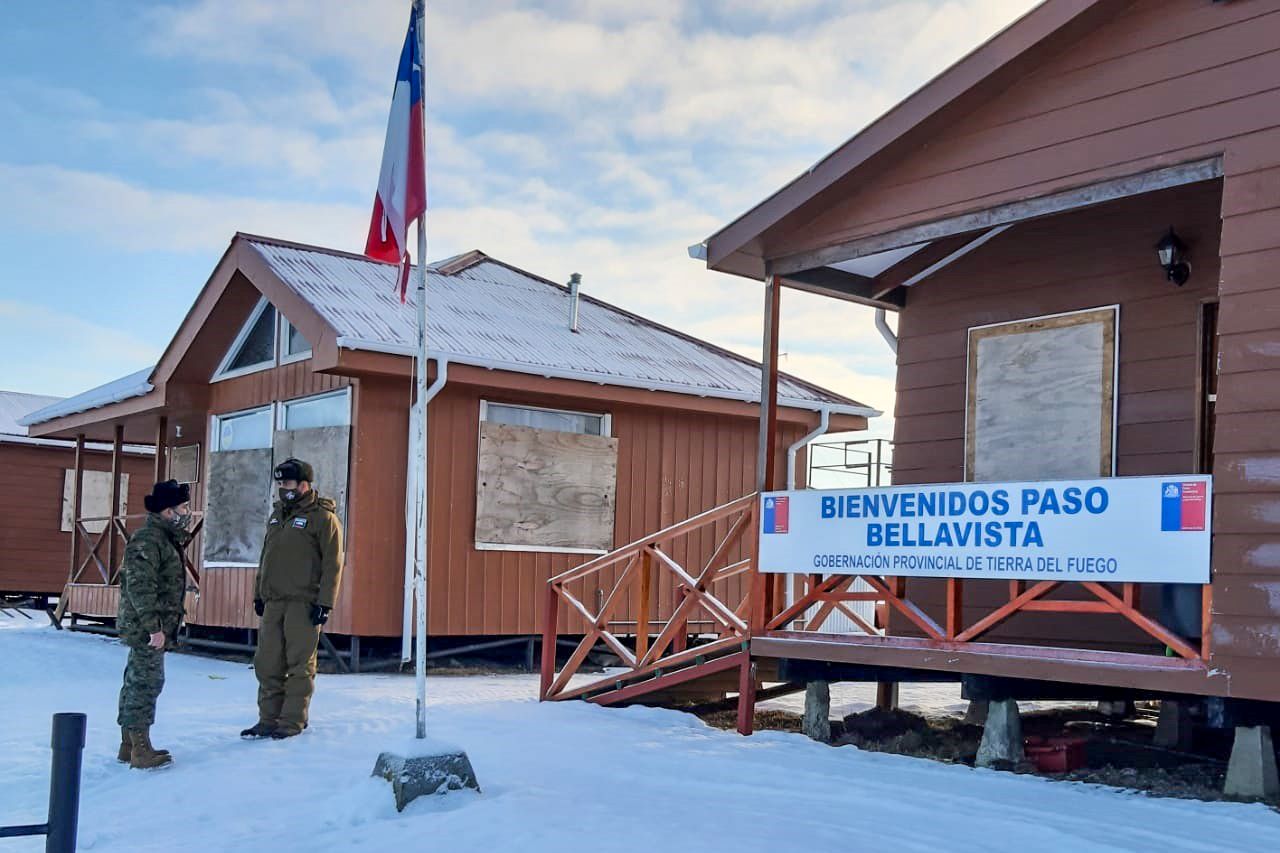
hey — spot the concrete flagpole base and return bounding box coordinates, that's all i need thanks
[373,747,481,811]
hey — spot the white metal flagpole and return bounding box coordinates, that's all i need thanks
[413,0,429,741]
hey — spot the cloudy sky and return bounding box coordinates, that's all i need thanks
[0,0,1040,438]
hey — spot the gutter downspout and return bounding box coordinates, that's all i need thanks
[787,406,831,491]
[402,357,449,663]
[875,308,898,354]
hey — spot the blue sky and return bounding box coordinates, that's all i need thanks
[0,0,1039,434]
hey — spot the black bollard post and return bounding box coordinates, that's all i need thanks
[45,713,86,853]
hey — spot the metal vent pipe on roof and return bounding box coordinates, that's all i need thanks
[568,273,582,333]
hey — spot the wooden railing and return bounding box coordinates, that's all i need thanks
[771,573,1212,661]
[540,494,757,702]
[541,492,1214,725]
[70,513,204,589]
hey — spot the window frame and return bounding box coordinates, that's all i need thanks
[475,399,614,555]
[278,312,313,366]
[212,297,278,382]
[209,404,274,452]
[479,399,611,438]
[277,388,352,431]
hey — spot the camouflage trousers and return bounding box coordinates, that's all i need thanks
[117,645,166,729]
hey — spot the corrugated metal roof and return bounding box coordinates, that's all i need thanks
[19,368,155,427]
[246,237,878,416]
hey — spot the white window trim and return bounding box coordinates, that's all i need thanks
[278,311,313,366]
[479,399,612,437]
[277,387,352,430]
[475,542,609,556]
[210,404,274,452]
[212,297,277,382]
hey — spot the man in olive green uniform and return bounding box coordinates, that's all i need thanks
[241,458,344,740]
[117,480,194,769]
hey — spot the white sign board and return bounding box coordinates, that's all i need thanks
[759,476,1211,583]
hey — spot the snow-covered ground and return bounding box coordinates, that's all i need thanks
[4,612,1277,853]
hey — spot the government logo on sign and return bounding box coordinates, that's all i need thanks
[1161,481,1206,532]
[763,496,789,534]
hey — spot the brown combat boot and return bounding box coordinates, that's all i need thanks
[127,728,173,770]
[118,727,170,763]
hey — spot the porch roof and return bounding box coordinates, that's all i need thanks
[18,368,154,429]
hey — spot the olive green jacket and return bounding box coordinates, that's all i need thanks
[118,514,191,647]
[255,491,345,608]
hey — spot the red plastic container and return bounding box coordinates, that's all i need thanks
[1024,736,1088,773]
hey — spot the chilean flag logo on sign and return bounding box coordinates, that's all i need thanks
[763,496,789,534]
[1161,481,1207,531]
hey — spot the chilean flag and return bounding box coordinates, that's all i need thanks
[365,3,426,301]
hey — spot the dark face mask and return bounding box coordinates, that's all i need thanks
[168,511,192,531]
[279,488,300,504]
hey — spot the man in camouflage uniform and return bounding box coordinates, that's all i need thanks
[241,458,344,740]
[116,480,193,769]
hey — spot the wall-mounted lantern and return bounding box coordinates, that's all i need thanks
[1156,227,1190,286]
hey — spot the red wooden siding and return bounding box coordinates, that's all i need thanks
[890,179,1222,651]
[0,443,152,595]
[1208,125,1280,677]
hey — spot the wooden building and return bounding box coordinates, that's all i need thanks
[539,0,1280,771]
[22,234,872,649]
[0,390,152,601]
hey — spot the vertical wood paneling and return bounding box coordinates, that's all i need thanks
[1,444,152,594]
[1208,132,1280,667]
[891,179,1223,651]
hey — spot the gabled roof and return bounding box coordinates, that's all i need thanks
[704,0,1119,274]
[23,235,878,430]
[242,235,877,417]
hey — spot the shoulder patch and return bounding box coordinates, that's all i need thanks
[292,517,308,529]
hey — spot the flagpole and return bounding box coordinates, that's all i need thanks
[413,0,429,741]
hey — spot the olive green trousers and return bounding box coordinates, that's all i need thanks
[254,600,321,732]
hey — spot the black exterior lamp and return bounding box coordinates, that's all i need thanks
[1156,227,1190,286]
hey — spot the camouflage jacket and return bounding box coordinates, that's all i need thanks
[255,491,344,608]
[118,514,191,647]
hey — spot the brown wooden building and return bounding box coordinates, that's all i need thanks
[23,234,872,648]
[0,390,153,600]
[538,0,1280,770]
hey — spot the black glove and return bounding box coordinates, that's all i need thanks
[310,604,331,626]
[253,598,265,617]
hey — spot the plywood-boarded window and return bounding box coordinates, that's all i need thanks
[169,444,201,485]
[966,306,1117,482]
[203,392,351,568]
[475,403,618,553]
[61,470,129,533]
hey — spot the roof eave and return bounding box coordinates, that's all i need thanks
[334,336,880,419]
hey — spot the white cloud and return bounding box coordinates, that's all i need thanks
[0,301,161,397]
[0,164,367,253]
[10,0,1049,436]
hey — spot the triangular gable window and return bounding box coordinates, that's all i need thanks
[215,298,277,379]
[282,318,312,360]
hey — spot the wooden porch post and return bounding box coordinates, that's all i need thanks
[153,416,168,483]
[742,273,780,737]
[107,424,123,583]
[69,434,85,581]
[751,273,782,632]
